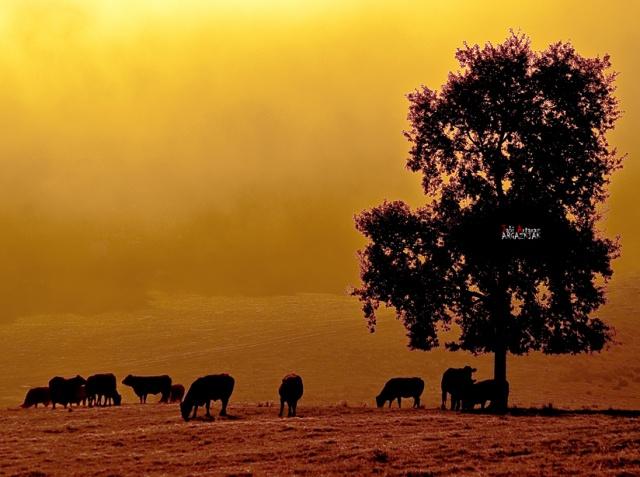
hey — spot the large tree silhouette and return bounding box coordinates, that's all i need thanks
[352,33,623,410]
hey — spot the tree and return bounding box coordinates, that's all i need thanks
[352,32,623,411]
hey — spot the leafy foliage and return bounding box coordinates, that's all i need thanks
[353,32,622,356]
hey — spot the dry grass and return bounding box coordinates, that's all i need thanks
[1,403,639,476]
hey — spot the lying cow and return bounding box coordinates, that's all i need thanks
[87,373,121,407]
[170,384,185,403]
[180,374,235,421]
[21,387,51,408]
[122,374,172,403]
[278,374,303,417]
[49,375,87,409]
[461,379,510,411]
[441,366,477,410]
[376,377,424,408]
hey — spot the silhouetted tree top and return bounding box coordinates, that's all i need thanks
[353,33,623,364]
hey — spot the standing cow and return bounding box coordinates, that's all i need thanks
[376,377,424,409]
[122,375,172,403]
[441,366,477,410]
[49,375,87,409]
[87,373,121,407]
[278,374,303,417]
[461,379,510,411]
[180,374,235,421]
[21,387,51,408]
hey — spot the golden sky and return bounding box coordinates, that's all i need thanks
[0,0,638,320]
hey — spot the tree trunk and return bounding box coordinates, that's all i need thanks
[492,339,509,412]
[491,268,510,413]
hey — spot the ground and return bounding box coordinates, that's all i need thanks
[1,403,639,476]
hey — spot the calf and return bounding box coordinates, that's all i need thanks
[49,375,87,409]
[87,373,121,407]
[21,387,51,408]
[278,374,303,417]
[122,374,172,403]
[461,379,510,411]
[180,374,235,421]
[441,366,477,410]
[170,384,185,403]
[376,377,424,408]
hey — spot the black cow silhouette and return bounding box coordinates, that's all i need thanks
[170,384,185,403]
[376,377,424,408]
[87,373,121,407]
[21,387,51,408]
[278,374,303,417]
[180,374,235,421]
[441,366,477,410]
[461,379,510,410]
[49,375,87,409]
[122,374,172,403]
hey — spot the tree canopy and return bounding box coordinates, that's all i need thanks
[352,33,623,365]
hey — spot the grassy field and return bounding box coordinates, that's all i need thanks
[1,403,639,476]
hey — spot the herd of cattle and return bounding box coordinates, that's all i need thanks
[20,366,508,419]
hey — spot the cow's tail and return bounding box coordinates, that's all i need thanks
[440,383,447,410]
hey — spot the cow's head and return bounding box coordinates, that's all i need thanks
[73,375,87,385]
[375,394,385,408]
[122,375,133,386]
[180,400,192,421]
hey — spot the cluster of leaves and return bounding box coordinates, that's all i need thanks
[353,32,622,355]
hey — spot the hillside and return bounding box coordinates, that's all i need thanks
[1,274,639,409]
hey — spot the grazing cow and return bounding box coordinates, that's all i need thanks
[278,374,303,417]
[49,375,87,409]
[122,375,172,403]
[461,379,510,411]
[441,366,477,410]
[376,377,424,409]
[180,374,235,421]
[21,387,51,408]
[170,384,185,403]
[87,373,121,407]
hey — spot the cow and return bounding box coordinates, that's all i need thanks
[278,374,303,417]
[49,375,87,409]
[73,385,88,406]
[87,373,121,407]
[461,379,510,411]
[441,366,477,410]
[21,387,51,408]
[170,384,185,403]
[180,374,235,421]
[122,375,172,403]
[376,377,424,409]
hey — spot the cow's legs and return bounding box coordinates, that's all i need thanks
[414,396,420,408]
[441,389,447,410]
[220,398,228,416]
[388,400,392,408]
[397,397,401,408]
[205,400,212,418]
[279,399,285,417]
[192,405,198,419]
